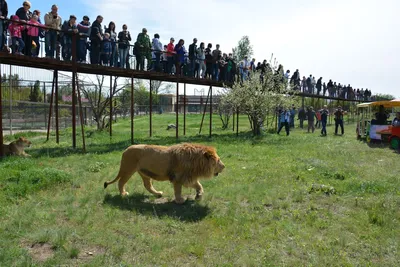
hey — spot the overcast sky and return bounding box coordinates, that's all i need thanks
[6,0,400,97]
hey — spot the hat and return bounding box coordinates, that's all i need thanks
[83,15,90,21]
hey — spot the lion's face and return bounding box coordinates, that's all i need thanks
[214,157,225,176]
[17,137,32,147]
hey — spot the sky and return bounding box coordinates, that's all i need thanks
[5,0,400,97]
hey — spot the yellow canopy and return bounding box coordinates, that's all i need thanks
[357,99,400,108]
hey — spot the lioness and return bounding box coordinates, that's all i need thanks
[2,137,32,157]
[104,143,225,204]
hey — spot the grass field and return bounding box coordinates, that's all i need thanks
[0,114,399,266]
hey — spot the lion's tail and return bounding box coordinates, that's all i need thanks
[104,175,120,189]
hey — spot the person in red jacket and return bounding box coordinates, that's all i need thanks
[8,15,25,54]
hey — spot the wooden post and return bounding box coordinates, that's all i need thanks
[72,33,77,147]
[209,86,212,138]
[109,76,113,137]
[76,78,86,152]
[131,77,134,144]
[236,109,239,136]
[0,65,3,157]
[55,70,59,144]
[149,80,152,137]
[176,82,179,139]
[199,87,211,134]
[183,83,186,136]
[232,112,235,131]
[47,74,56,141]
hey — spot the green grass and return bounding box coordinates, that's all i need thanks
[0,114,399,266]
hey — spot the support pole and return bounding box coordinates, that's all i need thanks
[232,112,235,131]
[236,109,239,136]
[72,72,76,148]
[131,77,134,144]
[109,75,113,137]
[55,70,59,144]
[46,74,55,140]
[199,87,211,134]
[0,64,3,157]
[176,82,179,139]
[76,77,86,152]
[9,65,12,136]
[183,83,186,136]
[209,86,212,138]
[72,33,77,147]
[149,80,152,137]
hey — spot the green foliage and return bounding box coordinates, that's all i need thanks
[221,71,298,135]
[29,80,42,102]
[0,159,71,201]
[232,36,254,63]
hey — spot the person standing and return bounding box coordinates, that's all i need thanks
[44,5,62,59]
[77,16,91,63]
[136,28,151,71]
[298,107,306,129]
[105,21,117,67]
[334,106,345,135]
[117,24,131,69]
[290,106,296,128]
[61,15,78,61]
[89,15,103,65]
[212,44,221,80]
[188,38,197,77]
[16,1,32,55]
[320,105,329,136]
[0,0,8,51]
[151,33,162,72]
[277,108,291,136]
[307,106,317,133]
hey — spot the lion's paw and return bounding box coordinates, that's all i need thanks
[174,197,186,204]
[155,191,163,198]
[121,192,129,197]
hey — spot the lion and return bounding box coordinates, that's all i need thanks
[2,137,32,157]
[104,143,225,204]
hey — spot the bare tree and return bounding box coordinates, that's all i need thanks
[79,75,125,130]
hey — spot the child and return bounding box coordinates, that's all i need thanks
[27,15,45,57]
[8,15,25,55]
[102,32,112,66]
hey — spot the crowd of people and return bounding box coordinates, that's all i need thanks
[277,105,345,137]
[0,1,374,100]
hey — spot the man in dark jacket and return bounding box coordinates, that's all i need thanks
[316,77,322,95]
[0,0,8,51]
[77,16,90,63]
[334,106,344,135]
[61,15,78,61]
[298,107,306,129]
[188,38,197,77]
[320,105,329,136]
[90,15,103,64]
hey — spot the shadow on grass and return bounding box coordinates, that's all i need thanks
[103,193,211,222]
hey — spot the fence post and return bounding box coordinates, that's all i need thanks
[0,64,3,157]
[184,83,186,136]
[109,75,113,137]
[176,82,179,139]
[131,77,134,144]
[150,80,152,137]
[209,86,212,138]
[55,71,59,144]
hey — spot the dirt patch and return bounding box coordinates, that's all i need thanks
[27,243,54,263]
